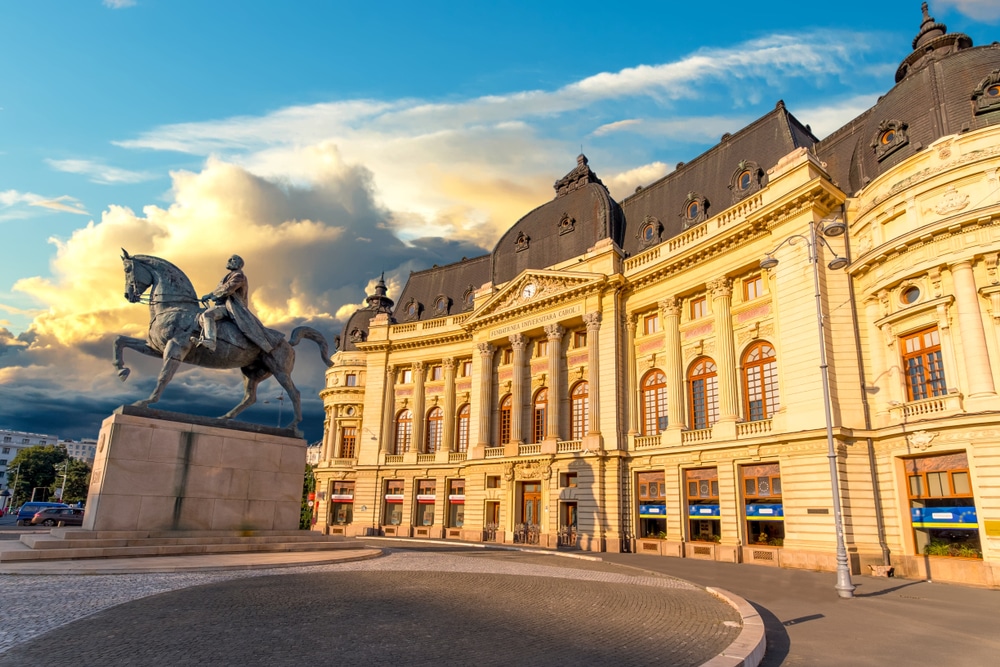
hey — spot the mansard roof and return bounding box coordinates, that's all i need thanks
[393,254,491,324]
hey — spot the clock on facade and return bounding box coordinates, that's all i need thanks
[521,283,537,299]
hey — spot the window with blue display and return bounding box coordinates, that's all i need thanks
[906,452,981,559]
[742,463,783,547]
[686,467,721,543]
[637,471,666,538]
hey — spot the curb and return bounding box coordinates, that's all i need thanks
[702,587,766,667]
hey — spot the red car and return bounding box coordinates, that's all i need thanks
[30,507,84,526]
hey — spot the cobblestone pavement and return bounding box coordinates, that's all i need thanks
[0,550,741,667]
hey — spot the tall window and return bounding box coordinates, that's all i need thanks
[340,426,357,459]
[345,373,358,386]
[461,360,473,376]
[394,409,412,455]
[430,365,443,381]
[499,395,512,444]
[536,340,548,357]
[532,388,547,443]
[426,407,443,453]
[690,297,708,320]
[743,342,779,421]
[573,330,587,348]
[644,313,660,335]
[902,327,946,401]
[743,275,763,301]
[689,358,719,430]
[641,370,668,435]
[456,404,470,452]
[571,382,589,439]
[502,348,513,364]
[401,368,413,384]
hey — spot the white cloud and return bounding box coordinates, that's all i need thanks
[46,158,155,185]
[938,0,1000,22]
[592,116,750,142]
[0,190,89,220]
[794,93,882,139]
[103,0,136,8]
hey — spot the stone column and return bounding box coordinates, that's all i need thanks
[709,277,739,422]
[625,314,639,435]
[584,312,602,436]
[477,343,494,447]
[412,361,426,452]
[509,334,528,445]
[951,261,996,399]
[864,298,890,412]
[380,365,396,453]
[320,408,334,461]
[441,358,457,453]
[330,405,341,459]
[544,324,564,443]
[660,297,685,430]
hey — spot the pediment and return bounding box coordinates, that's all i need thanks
[464,269,605,327]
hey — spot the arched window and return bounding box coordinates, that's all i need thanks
[499,395,512,445]
[532,388,547,443]
[641,370,668,435]
[426,407,443,453]
[394,409,412,455]
[689,358,719,430]
[743,342,779,421]
[456,404,470,452]
[571,382,589,439]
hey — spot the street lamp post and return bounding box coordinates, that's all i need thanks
[9,464,21,511]
[56,461,69,503]
[760,217,856,599]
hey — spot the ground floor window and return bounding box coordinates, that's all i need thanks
[383,479,404,526]
[330,481,355,525]
[686,467,720,542]
[484,501,500,541]
[416,479,436,526]
[448,479,465,528]
[742,463,783,546]
[906,452,980,559]
[637,471,666,538]
[559,502,578,547]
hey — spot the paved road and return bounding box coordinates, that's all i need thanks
[0,549,740,667]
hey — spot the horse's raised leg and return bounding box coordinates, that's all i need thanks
[133,339,188,408]
[113,335,161,382]
[221,363,270,420]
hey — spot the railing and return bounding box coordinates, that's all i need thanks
[416,454,436,464]
[715,193,762,228]
[452,313,470,325]
[901,396,949,418]
[518,443,541,456]
[391,323,417,333]
[512,523,540,545]
[385,455,404,464]
[634,434,661,449]
[422,319,447,330]
[681,428,713,444]
[485,447,505,458]
[736,419,772,437]
[667,223,708,253]
[449,451,467,463]
[330,458,356,467]
[557,440,582,453]
[624,246,661,272]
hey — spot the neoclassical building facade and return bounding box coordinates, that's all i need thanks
[314,7,1000,586]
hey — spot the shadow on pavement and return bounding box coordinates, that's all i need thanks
[752,602,790,667]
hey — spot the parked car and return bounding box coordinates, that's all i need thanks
[30,507,84,527]
[15,502,69,526]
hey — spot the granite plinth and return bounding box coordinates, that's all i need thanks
[84,409,306,532]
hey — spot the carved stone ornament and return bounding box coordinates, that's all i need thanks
[637,215,663,249]
[871,119,909,162]
[506,458,553,481]
[933,186,969,215]
[558,212,576,235]
[515,231,530,252]
[349,327,366,343]
[972,69,1000,115]
[728,160,762,203]
[906,430,937,451]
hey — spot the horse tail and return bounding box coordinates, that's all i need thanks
[289,326,334,368]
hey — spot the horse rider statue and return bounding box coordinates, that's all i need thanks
[197,254,274,353]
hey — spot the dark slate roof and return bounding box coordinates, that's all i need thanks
[618,102,817,256]
[491,156,622,285]
[338,275,394,352]
[394,254,491,323]
[816,9,1000,195]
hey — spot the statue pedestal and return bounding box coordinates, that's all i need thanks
[84,406,306,532]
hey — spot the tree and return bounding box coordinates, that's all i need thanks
[9,445,67,505]
[300,464,316,530]
[48,458,92,504]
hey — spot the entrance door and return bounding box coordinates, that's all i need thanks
[522,482,541,526]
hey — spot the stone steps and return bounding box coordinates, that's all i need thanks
[0,528,352,563]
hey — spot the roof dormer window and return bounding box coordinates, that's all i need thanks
[728,160,762,202]
[681,192,708,228]
[871,119,909,161]
[636,215,662,250]
[973,70,1000,115]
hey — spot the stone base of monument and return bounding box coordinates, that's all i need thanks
[87,406,305,532]
[0,407,365,565]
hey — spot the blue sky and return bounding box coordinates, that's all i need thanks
[1,0,998,443]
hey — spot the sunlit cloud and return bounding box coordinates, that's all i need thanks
[46,158,156,185]
[938,0,1000,22]
[0,190,89,220]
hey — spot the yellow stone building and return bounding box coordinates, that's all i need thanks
[314,7,1000,586]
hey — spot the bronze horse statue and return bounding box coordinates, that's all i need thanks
[113,250,332,435]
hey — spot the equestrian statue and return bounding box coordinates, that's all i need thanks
[113,250,333,435]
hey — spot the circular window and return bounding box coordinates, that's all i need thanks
[738,170,752,190]
[642,224,655,242]
[345,406,356,416]
[465,291,474,306]
[407,302,417,316]
[987,84,1000,97]
[687,201,700,218]
[435,297,447,312]
[901,285,921,304]
[880,129,896,145]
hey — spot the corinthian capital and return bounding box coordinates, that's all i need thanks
[544,323,565,340]
[477,342,494,357]
[509,333,528,350]
[708,277,732,300]
[583,311,602,331]
[658,297,680,318]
